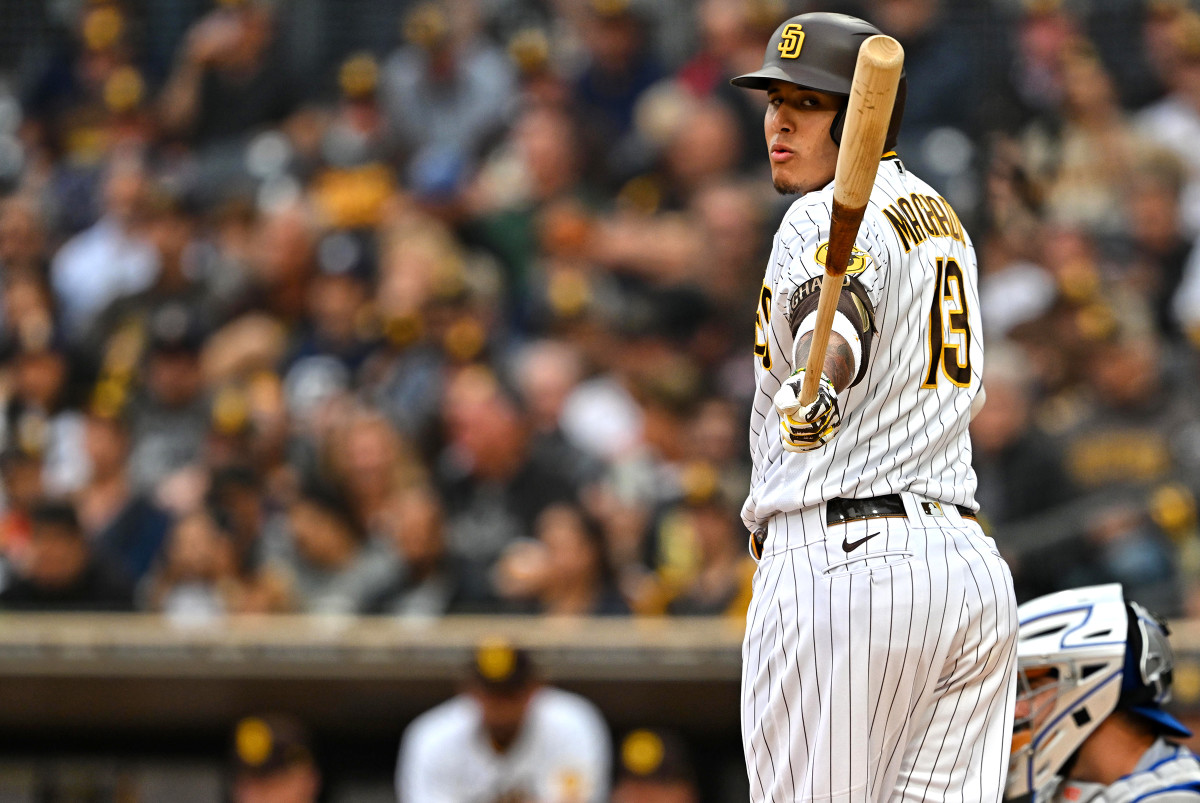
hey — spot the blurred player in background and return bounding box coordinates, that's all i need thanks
[396,639,611,803]
[1006,584,1200,803]
[611,728,699,803]
[230,714,320,803]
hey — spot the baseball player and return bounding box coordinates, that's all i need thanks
[395,639,610,803]
[733,12,1019,802]
[230,714,321,803]
[1006,584,1200,803]
[611,728,699,803]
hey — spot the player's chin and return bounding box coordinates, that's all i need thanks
[771,167,806,196]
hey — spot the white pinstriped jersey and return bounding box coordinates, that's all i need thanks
[743,156,983,531]
[396,688,611,803]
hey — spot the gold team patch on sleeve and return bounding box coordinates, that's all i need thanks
[814,241,873,276]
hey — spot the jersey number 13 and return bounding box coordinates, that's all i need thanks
[922,257,972,389]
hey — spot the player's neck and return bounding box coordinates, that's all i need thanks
[1067,713,1157,784]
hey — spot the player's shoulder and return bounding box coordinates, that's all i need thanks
[1107,744,1200,802]
[527,687,608,741]
[865,158,972,252]
[867,158,938,215]
[402,694,477,749]
[777,186,836,246]
[1122,789,1200,802]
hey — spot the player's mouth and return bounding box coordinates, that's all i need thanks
[770,144,794,163]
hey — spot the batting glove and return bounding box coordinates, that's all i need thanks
[773,369,842,452]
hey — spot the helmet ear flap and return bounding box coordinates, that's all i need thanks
[829,103,847,147]
[885,77,906,151]
[826,76,907,152]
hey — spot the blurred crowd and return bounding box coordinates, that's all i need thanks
[0,0,1199,619]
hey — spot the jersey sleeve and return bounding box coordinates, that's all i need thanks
[775,201,888,381]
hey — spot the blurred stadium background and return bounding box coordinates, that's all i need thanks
[3,0,1200,799]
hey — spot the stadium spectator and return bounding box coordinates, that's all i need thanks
[512,339,602,489]
[284,231,375,377]
[270,482,393,614]
[245,202,317,331]
[324,407,423,532]
[436,364,580,597]
[1022,43,1158,234]
[665,480,753,618]
[85,181,213,368]
[0,500,134,611]
[0,262,57,367]
[366,484,483,616]
[1122,156,1191,343]
[379,2,516,199]
[322,53,391,170]
[868,0,979,175]
[573,0,664,182]
[205,464,294,614]
[396,640,611,802]
[141,509,235,620]
[125,303,211,494]
[970,345,1077,529]
[1,329,87,497]
[495,501,630,616]
[159,0,295,150]
[75,408,171,584]
[49,154,157,339]
[1136,11,1200,237]
[0,445,43,570]
[0,196,49,276]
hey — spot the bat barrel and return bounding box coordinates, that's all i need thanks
[798,35,904,408]
[831,35,905,212]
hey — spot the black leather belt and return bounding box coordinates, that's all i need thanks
[826,494,977,525]
[749,495,978,559]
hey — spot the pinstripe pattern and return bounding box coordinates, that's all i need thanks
[742,158,984,538]
[741,156,1017,802]
[742,506,1018,802]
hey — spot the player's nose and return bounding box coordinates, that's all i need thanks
[768,109,794,135]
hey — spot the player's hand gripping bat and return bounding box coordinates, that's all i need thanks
[798,35,904,407]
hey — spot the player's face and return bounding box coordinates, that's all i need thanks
[612,780,698,803]
[1011,666,1060,752]
[233,764,320,803]
[763,80,842,196]
[474,685,535,751]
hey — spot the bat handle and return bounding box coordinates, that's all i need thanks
[798,269,846,406]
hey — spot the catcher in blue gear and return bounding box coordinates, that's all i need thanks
[1006,584,1200,803]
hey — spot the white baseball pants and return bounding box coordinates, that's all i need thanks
[742,493,1018,802]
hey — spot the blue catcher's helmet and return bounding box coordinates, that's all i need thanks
[1006,584,1190,801]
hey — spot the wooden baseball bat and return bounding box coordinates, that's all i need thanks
[799,35,904,406]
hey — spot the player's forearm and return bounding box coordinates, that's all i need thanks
[792,330,856,393]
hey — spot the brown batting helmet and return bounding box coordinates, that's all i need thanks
[731,12,906,151]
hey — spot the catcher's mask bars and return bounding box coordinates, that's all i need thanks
[731,12,907,152]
